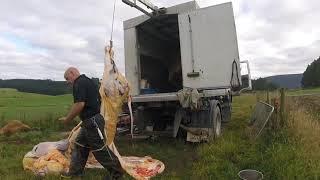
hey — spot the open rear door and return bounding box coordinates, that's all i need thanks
[178,2,241,89]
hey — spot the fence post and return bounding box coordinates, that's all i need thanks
[280,88,286,127]
[270,98,278,129]
[256,92,260,102]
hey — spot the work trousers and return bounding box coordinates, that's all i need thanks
[69,113,123,179]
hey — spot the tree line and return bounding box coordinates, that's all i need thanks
[0,78,100,96]
[301,56,320,88]
[0,79,72,95]
[251,56,320,90]
[0,57,318,95]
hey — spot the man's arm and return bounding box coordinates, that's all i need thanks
[62,102,85,124]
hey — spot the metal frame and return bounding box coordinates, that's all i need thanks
[239,60,252,93]
[122,0,164,17]
[132,88,231,103]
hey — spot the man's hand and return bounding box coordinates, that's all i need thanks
[59,102,85,125]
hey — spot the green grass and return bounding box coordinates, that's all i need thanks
[0,88,77,131]
[0,88,319,179]
[287,87,320,96]
[189,90,320,179]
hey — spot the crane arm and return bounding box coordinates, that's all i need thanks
[122,0,166,17]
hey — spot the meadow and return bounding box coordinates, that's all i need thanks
[0,88,319,179]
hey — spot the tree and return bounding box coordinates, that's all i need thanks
[301,57,320,88]
[0,79,72,95]
[252,78,278,91]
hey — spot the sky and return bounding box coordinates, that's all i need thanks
[0,0,319,80]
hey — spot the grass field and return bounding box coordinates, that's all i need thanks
[0,88,73,131]
[0,88,319,179]
[287,87,320,96]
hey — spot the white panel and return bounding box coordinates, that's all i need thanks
[178,2,241,89]
[124,28,139,95]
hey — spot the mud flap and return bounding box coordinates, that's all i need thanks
[173,109,183,138]
[186,129,209,142]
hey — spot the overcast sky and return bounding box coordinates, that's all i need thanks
[0,0,319,80]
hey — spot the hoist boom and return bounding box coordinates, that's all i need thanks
[122,0,166,17]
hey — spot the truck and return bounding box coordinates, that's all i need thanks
[122,1,252,142]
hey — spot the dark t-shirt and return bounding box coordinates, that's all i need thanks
[73,74,100,120]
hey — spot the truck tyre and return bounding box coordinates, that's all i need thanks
[209,100,222,139]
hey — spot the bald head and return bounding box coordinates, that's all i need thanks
[64,67,80,85]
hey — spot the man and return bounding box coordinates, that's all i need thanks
[60,67,123,179]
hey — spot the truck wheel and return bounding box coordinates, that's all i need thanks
[209,101,222,138]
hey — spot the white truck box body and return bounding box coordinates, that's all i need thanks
[124,1,241,97]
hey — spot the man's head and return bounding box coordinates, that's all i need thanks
[64,67,80,85]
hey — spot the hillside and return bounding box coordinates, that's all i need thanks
[0,78,99,95]
[0,79,71,95]
[265,73,303,89]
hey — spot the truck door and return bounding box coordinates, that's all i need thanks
[178,2,241,89]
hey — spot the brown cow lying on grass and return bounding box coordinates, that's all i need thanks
[0,120,31,135]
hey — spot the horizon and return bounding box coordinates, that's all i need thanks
[0,72,304,81]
